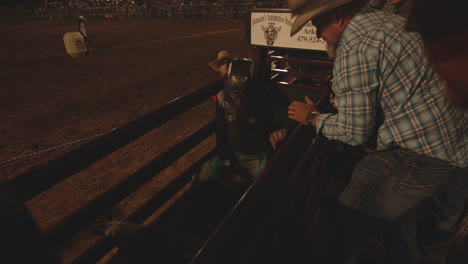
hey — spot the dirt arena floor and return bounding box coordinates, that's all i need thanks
[0,20,261,261]
[0,19,255,181]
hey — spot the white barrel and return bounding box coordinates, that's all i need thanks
[63,32,87,57]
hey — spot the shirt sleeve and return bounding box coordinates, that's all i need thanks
[316,46,380,146]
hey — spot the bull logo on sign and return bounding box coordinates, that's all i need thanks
[262,22,281,46]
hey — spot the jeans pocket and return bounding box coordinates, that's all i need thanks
[339,151,394,209]
[397,161,456,199]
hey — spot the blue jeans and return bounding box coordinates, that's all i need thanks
[337,148,467,264]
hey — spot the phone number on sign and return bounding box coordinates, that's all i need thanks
[296,36,325,43]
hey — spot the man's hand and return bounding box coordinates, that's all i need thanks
[288,96,318,125]
[269,129,288,150]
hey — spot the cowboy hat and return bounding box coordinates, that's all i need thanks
[78,15,86,20]
[288,0,352,36]
[209,50,236,71]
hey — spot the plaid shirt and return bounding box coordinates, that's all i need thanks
[316,11,467,167]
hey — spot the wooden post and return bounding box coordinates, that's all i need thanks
[250,46,269,80]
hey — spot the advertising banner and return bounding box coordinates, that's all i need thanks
[250,10,326,52]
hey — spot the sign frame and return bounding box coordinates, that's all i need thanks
[246,8,327,54]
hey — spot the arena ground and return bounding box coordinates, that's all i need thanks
[0,21,257,259]
[0,19,255,181]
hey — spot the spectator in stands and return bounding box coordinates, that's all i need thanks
[77,15,92,52]
[388,0,413,18]
[1,183,61,264]
[364,0,410,16]
[286,0,467,263]
[365,0,386,10]
[209,50,237,102]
